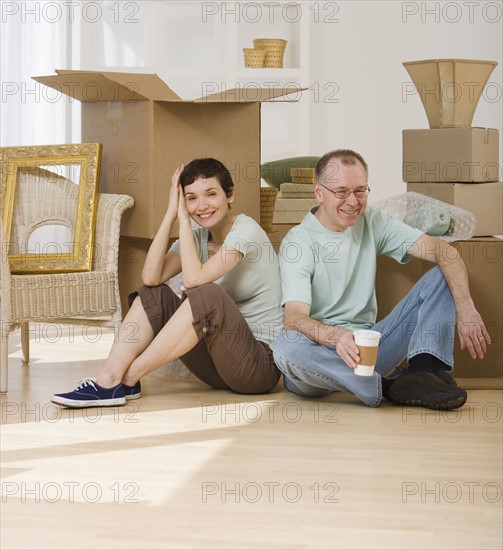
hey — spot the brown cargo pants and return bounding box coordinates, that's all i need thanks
[129,283,280,394]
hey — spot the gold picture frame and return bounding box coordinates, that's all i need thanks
[1,143,102,273]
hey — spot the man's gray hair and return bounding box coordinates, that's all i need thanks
[315,149,369,182]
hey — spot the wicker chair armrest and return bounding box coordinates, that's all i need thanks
[93,193,134,272]
[0,212,13,322]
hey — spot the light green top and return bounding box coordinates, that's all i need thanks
[279,206,423,330]
[170,214,283,347]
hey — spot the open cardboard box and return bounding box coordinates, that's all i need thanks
[403,59,497,128]
[33,70,305,239]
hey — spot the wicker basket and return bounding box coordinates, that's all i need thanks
[260,187,278,232]
[253,39,287,68]
[243,48,266,68]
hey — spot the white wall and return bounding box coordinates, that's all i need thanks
[308,0,502,202]
[0,2,77,146]
[2,1,501,205]
[74,1,502,203]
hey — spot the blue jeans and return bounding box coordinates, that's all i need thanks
[273,266,456,407]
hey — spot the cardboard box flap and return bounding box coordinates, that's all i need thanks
[402,59,497,128]
[191,86,307,103]
[33,70,181,101]
[56,70,182,100]
[403,58,497,67]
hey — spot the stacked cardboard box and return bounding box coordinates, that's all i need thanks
[402,59,502,236]
[280,183,316,198]
[403,128,502,235]
[400,59,503,382]
[273,168,317,224]
[376,238,503,389]
[273,197,318,224]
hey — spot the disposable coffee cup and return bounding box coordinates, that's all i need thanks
[353,330,381,376]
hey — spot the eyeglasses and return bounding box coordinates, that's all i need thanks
[318,182,370,200]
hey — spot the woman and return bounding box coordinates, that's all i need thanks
[52,158,283,407]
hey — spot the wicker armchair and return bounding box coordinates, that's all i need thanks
[0,179,134,393]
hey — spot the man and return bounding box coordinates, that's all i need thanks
[273,149,490,410]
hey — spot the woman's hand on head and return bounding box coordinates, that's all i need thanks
[167,164,184,218]
[177,184,191,224]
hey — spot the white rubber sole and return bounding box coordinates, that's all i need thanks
[125,393,141,401]
[51,396,126,408]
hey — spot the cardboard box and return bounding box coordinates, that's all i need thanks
[275,197,318,211]
[117,236,151,315]
[273,197,317,224]
[272,211,307,224]
[267,223,297,252]
[407,181,503,236]
[291,167,316,184]
[376,238,503,388]
[403,128,500,182]
[403,59,497,128]
[33,70,304,239]
[280,182,316,198]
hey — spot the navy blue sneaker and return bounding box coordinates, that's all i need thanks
[123,381,141,400]
[52,378,126,408]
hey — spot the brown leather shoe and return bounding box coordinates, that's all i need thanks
[388,371,467,410]
[433,369,458,387]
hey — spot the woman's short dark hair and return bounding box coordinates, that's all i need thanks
[179,158,234,197]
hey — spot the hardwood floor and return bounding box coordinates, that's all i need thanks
[1,327,502,549]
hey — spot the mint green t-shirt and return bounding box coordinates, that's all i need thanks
[170,214,283,347]
[279,206,423,330]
